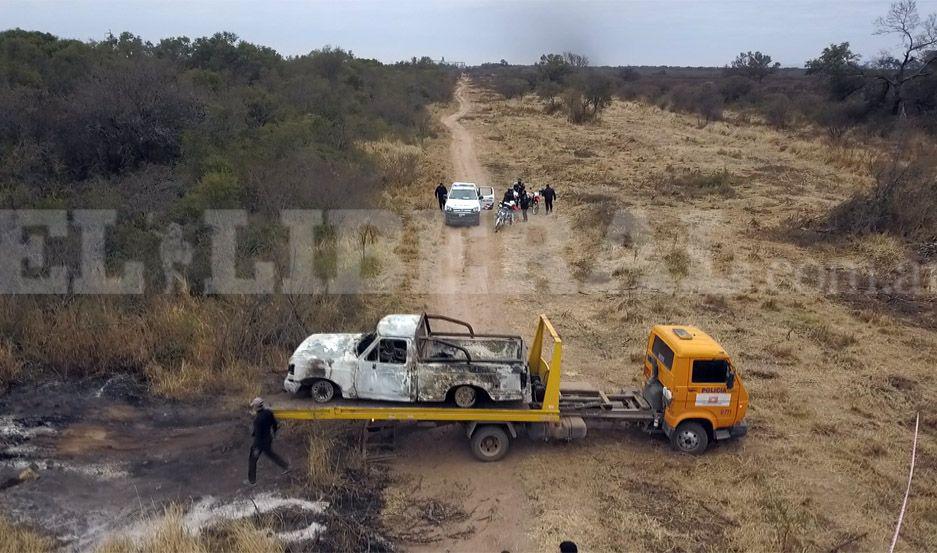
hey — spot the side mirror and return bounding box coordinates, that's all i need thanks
[726,370,735,390]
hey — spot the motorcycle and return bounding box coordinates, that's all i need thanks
[529,192,541,214]
[494,201,517,232]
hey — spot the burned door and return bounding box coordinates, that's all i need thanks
[356,338,414,401]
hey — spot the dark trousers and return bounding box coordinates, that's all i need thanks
[522,208,528,222]
[545,199,554,213]
[437,196,445,210]
[248,443,288,483]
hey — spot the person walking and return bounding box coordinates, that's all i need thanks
[247,397,289,485]
[435,182,448,210]
[519,191,530,222]
[541,184,557,214]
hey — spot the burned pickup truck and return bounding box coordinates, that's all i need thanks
[283,313,529,408]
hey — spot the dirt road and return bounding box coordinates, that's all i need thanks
[386,78,535,553]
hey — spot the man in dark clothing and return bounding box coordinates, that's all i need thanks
[541,184,557,214]
[502,188,516,204]
[434,183,448,210]
[248,397,289,485]
[519,192,530,222]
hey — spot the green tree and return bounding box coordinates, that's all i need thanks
[537,53,571,83]
[727,51,780,81]
[805,42,864,99]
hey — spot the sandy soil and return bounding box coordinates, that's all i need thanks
[384,78,535,553]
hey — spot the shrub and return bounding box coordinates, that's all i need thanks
[492,77,530,99]
[563,89,591,124]
[667,83,723,125]
[719,75,754,103]
[828,145,937,242]
[663,244,691,294]
[764,93,793,129]
[656,167,738,197]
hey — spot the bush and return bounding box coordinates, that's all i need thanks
[828,145,937,242]
[764,93,793,129]
[492,77,530,99]
[719,76,754,103]
[563,89,591,124]
[668,82,723,124]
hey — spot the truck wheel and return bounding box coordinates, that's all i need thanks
[309,380,336,403]
[453,385,477,408]
[470,425,510,462]
[671,421,709,454]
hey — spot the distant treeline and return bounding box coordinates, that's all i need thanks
[0,29,456,209]
[470,1,937,135]
[0,29,457,291]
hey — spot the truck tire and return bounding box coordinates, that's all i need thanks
[453,385,477,408]
[671,421,709,454]
[470,425,510,462]
[309,380,336,403]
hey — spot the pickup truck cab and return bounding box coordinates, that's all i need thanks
[284,313,529,408]
[642,325,749,453]
[444,182,481,226]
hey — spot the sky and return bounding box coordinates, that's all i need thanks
[3,0,937,67]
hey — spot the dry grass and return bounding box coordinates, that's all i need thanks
[0,517,53,553]
[854,233,911,274]
[98,506,281,553]
[305,423,361,490]
[458,86,937,552]
[382,480,471,544]
[0,293,380,400]
[0,339,22,390]
[360,140,424,190]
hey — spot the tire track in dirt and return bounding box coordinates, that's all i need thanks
[386,78,533,553]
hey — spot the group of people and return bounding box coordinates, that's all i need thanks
[502,178,557,222]
[433,180,558,217]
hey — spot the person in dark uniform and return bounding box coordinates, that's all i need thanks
[435,183,448,210]
[541,184,557,214]
[247,397,289,485]
[519,191,531,222]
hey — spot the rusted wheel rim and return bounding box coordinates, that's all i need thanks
[479,436,501,456]
[310,381,334,403]
[454,386,476,408]
[676,430,700,451]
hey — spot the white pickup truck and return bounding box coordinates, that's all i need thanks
[284,313,530,408]
[444,182,481,226]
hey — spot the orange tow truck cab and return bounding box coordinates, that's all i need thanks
[642,325,749,454]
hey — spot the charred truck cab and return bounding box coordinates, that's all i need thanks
[642,325,749,454]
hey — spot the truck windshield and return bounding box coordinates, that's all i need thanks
[449,189,477,200]
[692,359,729,383]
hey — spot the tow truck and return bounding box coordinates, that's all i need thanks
[272,315,749,461]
